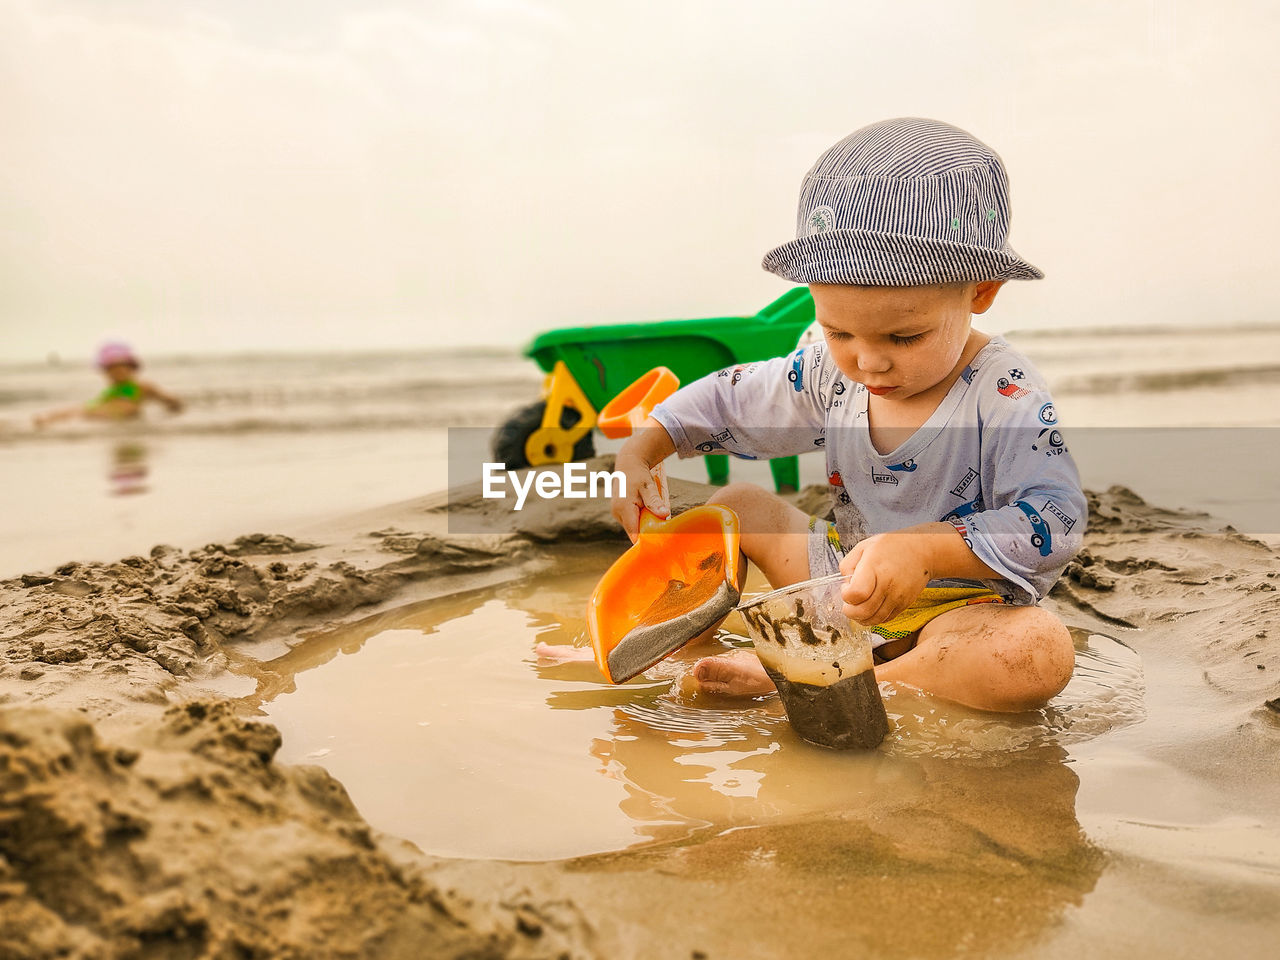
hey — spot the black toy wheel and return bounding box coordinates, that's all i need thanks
[490,401,596,469]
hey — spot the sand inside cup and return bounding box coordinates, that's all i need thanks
[739,574,889,749]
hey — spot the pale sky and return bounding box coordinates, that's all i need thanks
[2,0,1277,361]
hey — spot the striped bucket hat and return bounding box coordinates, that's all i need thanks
[762,117,1043,286]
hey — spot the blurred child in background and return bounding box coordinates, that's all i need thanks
[35,342,183,428]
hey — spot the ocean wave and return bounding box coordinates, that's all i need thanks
[165,377,539,408]
[1055,363,1280,394]
[0,410,538,443]
[1006,322,1280,339]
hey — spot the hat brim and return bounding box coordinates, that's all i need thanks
[762,230,1044,286]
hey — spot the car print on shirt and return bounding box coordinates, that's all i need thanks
[950,467,979,498]
[697,427,755,457]
[1032,427,1067,455]
[695,429,726,453]
[788,351,805,392]
[996,376,1031,400]
[886,458,918,472]
[828,469,851,503]
[828,378,848,410]
[942,499,981,548]
[1042,499,1077,534]
[1013,500,1054,557]
[942,499,982,523]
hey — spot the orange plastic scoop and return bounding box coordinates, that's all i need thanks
[586,367,742,684]
[588,505,741,683]
[596,367,681,441]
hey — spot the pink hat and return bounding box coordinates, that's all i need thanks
[96,341,140,369]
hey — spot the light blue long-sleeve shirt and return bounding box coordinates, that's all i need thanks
[650,336,1087,605]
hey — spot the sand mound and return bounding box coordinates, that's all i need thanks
[0,700,580,959]
[1,541,413,718]
[1053,487,1279,711]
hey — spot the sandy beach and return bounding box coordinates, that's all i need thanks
[7,2,1280,955]
[3,464,1278,959]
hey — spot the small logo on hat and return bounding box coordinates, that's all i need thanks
[807,205,836,235]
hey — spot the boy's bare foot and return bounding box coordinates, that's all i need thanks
[690,650,776,697]
[534,642,595,663]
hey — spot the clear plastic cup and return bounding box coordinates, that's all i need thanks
[737,573,889,749]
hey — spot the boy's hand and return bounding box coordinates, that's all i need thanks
[611,450,670,543]
[610,419,676,542]
[837,532,933,625]
[837,523,1000,624]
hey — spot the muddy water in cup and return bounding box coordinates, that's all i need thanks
[739,574,889,749]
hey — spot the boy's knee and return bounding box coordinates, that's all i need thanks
[990,610,1074,711]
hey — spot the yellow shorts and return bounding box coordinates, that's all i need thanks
[868,586,1005,641]
[806,515,1005,647]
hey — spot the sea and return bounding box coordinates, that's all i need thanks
[2,326,1278,578]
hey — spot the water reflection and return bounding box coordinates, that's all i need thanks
[108,439,149,496]
[592,749,1106,960]
[508,564,1112,952]
[252,544,1120,945]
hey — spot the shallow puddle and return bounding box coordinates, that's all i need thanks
[251,546,1148,862]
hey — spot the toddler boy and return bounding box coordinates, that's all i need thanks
[613,118,1086,712]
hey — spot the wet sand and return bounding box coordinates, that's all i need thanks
[2,461,1279,958]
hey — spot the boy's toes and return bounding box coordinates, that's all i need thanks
[534,642,594,663]
[690,653,775,697]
